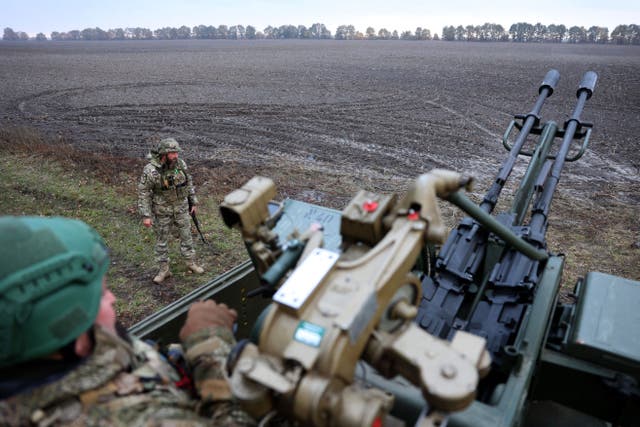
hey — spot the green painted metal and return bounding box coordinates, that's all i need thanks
[510,121,558,225]
[533,343,639,423]
[567,272,640,375]
[446,191,549,261]
[260,239,304,288]
[358,257,567,426]
[129,260,268,342]
[467,238,504,322]
[501,121,591,163]
[540,348,619,380]
[448,256,564,427]
[273,199,342,251]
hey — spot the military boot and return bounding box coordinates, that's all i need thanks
[186,260,204,274]
[153,262,172,284]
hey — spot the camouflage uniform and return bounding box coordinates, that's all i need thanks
[0,326,255,427]
[138,149,198,265]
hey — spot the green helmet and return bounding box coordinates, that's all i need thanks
[0,216,110,367]
[157,137,182,154]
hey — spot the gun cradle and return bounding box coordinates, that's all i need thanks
[365,324,491,411]
[227,170,489,427]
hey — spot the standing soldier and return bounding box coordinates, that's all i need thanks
[138,138,204,284]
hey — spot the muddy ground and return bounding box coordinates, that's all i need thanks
[1,40,639,320]
[2,41,639,200]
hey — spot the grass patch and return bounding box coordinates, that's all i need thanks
[548,192,640,292]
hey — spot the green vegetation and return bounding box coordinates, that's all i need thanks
[547,192,640,294]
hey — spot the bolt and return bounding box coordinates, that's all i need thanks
[237,358,255,374]
[441,364,457,379]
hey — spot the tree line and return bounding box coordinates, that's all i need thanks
[441,23,638,44]
[3,22,639,45]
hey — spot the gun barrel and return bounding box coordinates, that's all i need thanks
[481,69,559,213]
[447,191,548,261]
[530,71,598,229]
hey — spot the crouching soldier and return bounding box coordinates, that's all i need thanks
[138,137,205,284]
[0,216,254,426]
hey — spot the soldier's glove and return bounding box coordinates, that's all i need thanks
[179,300,237,341]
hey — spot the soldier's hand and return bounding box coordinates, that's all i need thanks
[142,217,153,228]
[190,205,197,215]
[179,300,237,341]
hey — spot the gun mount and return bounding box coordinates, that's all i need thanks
[131,70,640,426]
[417,70,596,355]
[222,170,491,426]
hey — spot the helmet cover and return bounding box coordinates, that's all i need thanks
[157,137,182,154]
[0,216,109,367]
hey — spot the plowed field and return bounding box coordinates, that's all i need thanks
[1,40,639,302]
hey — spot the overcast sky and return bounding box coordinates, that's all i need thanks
[3,0,638,37]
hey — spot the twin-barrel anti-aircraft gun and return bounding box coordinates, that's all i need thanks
[132,70,640,426]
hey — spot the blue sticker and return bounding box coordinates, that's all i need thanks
[294,321,325,347]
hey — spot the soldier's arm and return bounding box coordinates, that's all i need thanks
[137,166,155,219]
[180,301,256,426]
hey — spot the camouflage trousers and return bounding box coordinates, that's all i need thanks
[153,203,196,263]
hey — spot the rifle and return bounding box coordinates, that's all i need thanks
[188,199,208,244]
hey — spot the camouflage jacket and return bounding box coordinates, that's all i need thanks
[0,326,255,427]
[138,155,198,218]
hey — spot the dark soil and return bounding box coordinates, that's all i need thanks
[1,40,639,318]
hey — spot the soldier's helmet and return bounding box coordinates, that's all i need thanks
[0,216,110,367]
[157,137,182,154]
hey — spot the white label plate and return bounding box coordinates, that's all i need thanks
[273,248,338,309]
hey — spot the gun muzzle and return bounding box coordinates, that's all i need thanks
[538,69,560,96]
[577,71,598,99]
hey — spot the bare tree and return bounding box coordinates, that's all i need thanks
[567,26,588,43]
[309,23,331,39]
[441,26,455,41]
[3,27,19,41]
[217,25,229,39]
[611,24,639,45]
[245,25,257,39]
[377,28,391,40]
[547,24,566,42]
[294,25,308,38]
[335,25,356,40]
[176,26,191,39]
